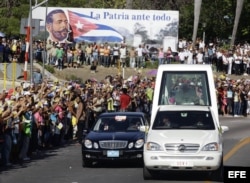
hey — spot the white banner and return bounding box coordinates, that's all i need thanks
[32,7,179,51]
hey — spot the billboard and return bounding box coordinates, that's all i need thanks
[32,7,179,50]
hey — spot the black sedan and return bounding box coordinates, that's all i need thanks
[82,112,149,167]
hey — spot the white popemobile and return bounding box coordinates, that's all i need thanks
[143,64,229,181]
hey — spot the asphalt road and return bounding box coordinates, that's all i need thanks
[0,116,250,183]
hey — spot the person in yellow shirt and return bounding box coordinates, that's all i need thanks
[103,45,110,67]
[146,82,154,115]
[99,44,105,66]
[106,92,115,112]
[72,46,79,68]
[85,44,93,65]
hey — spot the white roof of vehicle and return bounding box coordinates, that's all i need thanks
[158,105,210,112]
[158,64,213,72]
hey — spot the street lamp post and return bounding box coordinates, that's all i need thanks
[43,0,48,79]
[202,22,206,44]
[224,15,232,46]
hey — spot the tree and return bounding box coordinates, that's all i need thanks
[126,0,132,9]
[133,22,148,42]
[1,0,250,43]
[230,0,244,47]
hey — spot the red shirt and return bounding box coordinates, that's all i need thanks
[120,93,131,110]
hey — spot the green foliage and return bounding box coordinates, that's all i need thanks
[220,43,231,50]
[0,2,29,36]
[0,0,250,42]
[44,64,55,74]
[5,18,20,35]
[178,2,194,40]
[65,74,83,82]
[37,61,55,74]
[144,60,158,69]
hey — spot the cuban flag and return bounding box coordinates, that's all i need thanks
[68,10,124,43]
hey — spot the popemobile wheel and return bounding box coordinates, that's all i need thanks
[209,159,224,182]
[143,164,155,180]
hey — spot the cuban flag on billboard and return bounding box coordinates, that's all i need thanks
[68,10,124,43]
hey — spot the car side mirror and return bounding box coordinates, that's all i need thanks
[139,125,148,132]
[83,129,90,134]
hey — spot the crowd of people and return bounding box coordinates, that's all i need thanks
[1,6,250,170]
[1,36,250,168]
[178,38,250,76]
[0,65,250,168]
[2,36,250,78]
[0,71,154,167]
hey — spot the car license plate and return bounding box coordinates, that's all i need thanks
[171,161,193,167]
[107,150,119,157]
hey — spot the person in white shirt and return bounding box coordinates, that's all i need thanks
[233,51,242,75]
[178,48,186,64]
[136,44,144,68]
[119,43,127,68]
[178,39,184,51]
[246,52,250,74]
[186,48,194,64]
[227,52,234,75]
[222,51,229,74]
[182,38,187,48]
[199,40,205,51]
[196,49,204,64]
[112,43,120,67]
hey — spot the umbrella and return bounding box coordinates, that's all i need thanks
[146,69,158,76]
[0,32,5,37]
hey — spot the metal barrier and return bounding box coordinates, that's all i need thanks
[0,62,21,90]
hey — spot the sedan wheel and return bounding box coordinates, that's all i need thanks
[82,156,93,168]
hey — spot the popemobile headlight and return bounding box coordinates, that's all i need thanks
[146,142,164,151]
[93,142,99,149]
[201,142,219,151]
[84,139,93,149]
[135,139,144,148]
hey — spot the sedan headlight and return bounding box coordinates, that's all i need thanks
[93,142,99,149]
[128,142,134,149]
[135,139,144,148]
[201,142,219,151]
[84,139,93,149]
[146,142,164,151]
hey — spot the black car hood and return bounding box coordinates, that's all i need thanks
[86,131,145,141]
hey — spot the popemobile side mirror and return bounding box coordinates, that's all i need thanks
[221,126,229,133]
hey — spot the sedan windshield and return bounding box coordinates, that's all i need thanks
[93,115,144,132]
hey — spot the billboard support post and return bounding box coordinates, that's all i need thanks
[24,0,48,82]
